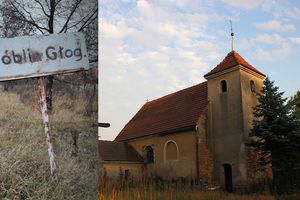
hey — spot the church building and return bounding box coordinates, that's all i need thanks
[99,50,267,187]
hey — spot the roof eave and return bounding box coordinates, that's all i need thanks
[204,65,240,80]
[204,65,265,80]
[117,124,196,142]
[100,160,144,164]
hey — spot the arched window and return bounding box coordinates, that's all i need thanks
[220,80,227,93]
[250,80,255,93]
[145,146,154,163]
[164,140,179,161]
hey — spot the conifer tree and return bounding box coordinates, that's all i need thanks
[289,90,300,120]
[249,77,300,193]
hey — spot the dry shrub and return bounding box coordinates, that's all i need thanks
[0,89,98,200]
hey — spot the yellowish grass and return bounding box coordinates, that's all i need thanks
[100,187,299,200]
[0,88,98,200]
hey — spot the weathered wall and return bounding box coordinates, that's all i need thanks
[196,113,214,184]
[127,130,197,178]
[239,68,266,182]
[99,162,144,180]
[207,68,245,185]
[206,67,266,186]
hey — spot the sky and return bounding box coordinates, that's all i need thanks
[100,0,300,141]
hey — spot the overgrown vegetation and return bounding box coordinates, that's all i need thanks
[99,176,299,200]
[0,77,98,200]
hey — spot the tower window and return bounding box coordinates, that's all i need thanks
[250,80,255,93]
[220,80,227,93]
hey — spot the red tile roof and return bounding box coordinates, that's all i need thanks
[99,140,143,162]
[204,50,265,77]
[115,82,208,141]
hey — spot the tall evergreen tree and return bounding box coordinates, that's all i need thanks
[249,77,300,193]
[289,90,300,120]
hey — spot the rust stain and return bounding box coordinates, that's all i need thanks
[38,78,58,181]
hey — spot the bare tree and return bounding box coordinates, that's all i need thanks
[0,0,35,91]
[3,0,98,111]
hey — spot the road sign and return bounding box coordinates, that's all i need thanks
[0,32,89,81]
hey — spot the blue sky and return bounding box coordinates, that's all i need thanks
[100,0,300,140]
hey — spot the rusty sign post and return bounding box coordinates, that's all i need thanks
[0,32,90,181]
[38,77,58,181]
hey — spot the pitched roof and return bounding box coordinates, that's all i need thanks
[99,140,143,162]
[115,82,208,141]
[204,50,265,77]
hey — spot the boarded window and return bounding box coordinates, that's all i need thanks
[166,141,178,160]
[220,80,227,93]
[145,146,154,163]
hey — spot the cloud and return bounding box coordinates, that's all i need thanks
[255,33,284,44]
[246,31,295,61]
[255,20,295,32]
[222,0,264,10]
[284,7,300,19]
[250,42,293,62]
[289,37,300,44]
[100,1,226,140]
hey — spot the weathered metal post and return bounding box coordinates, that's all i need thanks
[38,77,58,181]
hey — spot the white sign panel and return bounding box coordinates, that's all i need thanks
[0,32,90,81]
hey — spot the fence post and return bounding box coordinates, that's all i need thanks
[38,77,58,181]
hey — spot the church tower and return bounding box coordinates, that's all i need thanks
[204,50,265,186]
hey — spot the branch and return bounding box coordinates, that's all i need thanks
[78,8,97,32]
[58,0,83,33]
[67,8,97,31]
[55,0,63,8]
[43,0,50,10]
[33,0,50,18]
[8,0,49,34]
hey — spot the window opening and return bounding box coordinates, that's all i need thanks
[145,146,154,163]
[221,80,227,93]
[250,80,255,93]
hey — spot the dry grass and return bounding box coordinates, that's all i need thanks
[0,85,98,200]
[99,177,300,200]
[100,187,299,200]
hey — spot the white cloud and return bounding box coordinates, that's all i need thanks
[222,0,264,10]
[255,33,284,44]
[289,37,300,44]
[282,7,300,19]
[99,1,299,141]
[255,20,295,32]
[100,1,225,140]
[251,48,273,61]
[250,42,293,62]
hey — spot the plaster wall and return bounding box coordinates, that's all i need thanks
[99,162,144,180]
[207,69,246,185]
[126,130,197,178]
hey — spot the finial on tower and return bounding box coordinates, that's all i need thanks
[230,20,234,51]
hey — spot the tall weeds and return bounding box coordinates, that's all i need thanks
[99,175,299,200]
[0,84,98,200]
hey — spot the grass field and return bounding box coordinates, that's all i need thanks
[99,187,299,200]
[0,81,98,200]
[99,177,299,200]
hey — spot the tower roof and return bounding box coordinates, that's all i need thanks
[204,50,265,78]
